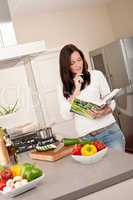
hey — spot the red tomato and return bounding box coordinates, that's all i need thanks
[0,168,13,182]
[0,180,6,190]
[71,144,82,155]
[92,140,106,151]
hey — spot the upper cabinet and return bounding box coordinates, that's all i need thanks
[0,40,46,129]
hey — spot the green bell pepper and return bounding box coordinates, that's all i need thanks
[21,163,43,182]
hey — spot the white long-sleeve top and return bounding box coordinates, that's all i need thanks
[58,70,116,137]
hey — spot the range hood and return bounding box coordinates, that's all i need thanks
[0,0,46,61]
[0,0,17,47]
[0,40,46,61]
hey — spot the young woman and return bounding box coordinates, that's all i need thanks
[58,44,125,151]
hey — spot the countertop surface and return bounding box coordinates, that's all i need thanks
[1,149,133,200]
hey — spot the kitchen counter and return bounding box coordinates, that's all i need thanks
[1,149,133,200]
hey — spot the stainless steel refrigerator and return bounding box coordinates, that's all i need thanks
[89,37,133,152]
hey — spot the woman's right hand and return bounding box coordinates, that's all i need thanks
[73,74,83,91]
[68,74,83,102]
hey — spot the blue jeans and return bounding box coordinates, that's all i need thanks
[80,123,125,152]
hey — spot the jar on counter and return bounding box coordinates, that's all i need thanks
[4,129,18,165]
[0,128,10,166]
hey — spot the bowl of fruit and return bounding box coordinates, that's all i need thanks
[71,140,108,164]
[0,163,44,197]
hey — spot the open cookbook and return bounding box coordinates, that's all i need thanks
[70,88,121,119]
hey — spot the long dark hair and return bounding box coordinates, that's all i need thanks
[59,44,90,98]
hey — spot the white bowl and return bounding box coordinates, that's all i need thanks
[72,147,108,164]
[0,174,45,197]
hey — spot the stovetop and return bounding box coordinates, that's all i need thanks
[10,127,57,153]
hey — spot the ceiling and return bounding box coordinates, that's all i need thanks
[8,0,112,16]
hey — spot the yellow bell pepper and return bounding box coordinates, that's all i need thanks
[10,164,22,177]
[81,144,97,156]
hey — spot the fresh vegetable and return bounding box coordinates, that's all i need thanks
[21,163,43,182]
[0,168,13,182]
[13,177,28,189]
[3,186,14,193]
[0,166,4,172]
[6,179,14,187]
[0,180,6,190]
[81,144,97,156]
[22,167,42,182]
[63,138,80,145]
[92,140,106,151]
[21,163,33,177]
[13,176,22,183]
[10,164,22,177]
[20,179,28,186]
[2,176,28,192]
[0,162,43,193]
[63,138,91,146]
[36,144,56,152]
[71,144,82,155]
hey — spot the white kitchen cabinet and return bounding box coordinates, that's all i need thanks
[0,41,46,129]
[0,63,37,128]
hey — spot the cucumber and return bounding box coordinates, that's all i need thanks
[63,138,91,146]
[63,138,80,145]
[36,144,56,152]
[79,140,91,145]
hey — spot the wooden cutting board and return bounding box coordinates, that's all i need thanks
[29,146,73,161]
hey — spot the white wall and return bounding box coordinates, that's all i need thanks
[12,6,114,65]
[107,0,133,40]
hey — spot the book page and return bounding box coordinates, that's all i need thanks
[102,88,121,104]
[90,88,121,107]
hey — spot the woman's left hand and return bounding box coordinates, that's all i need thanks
[91,106,112,118]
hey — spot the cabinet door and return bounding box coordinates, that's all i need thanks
[0,61,37,128]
